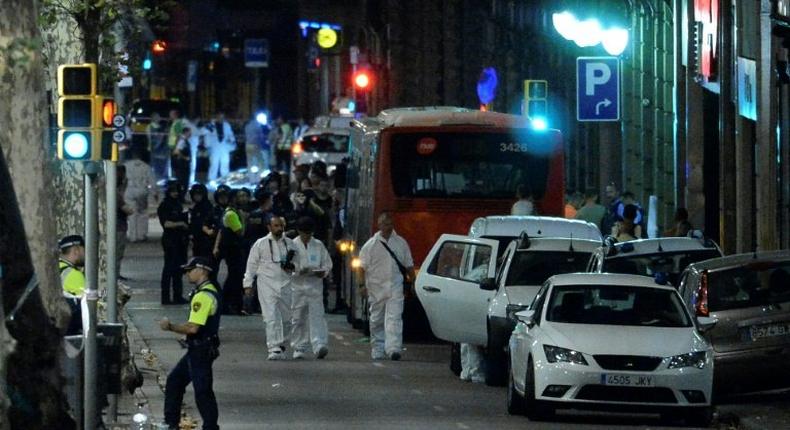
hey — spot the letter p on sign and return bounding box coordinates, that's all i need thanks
[585,62,611,95]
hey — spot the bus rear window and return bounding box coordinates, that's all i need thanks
[390,131,555,199]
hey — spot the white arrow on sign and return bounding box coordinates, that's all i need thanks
[595,98,612,115]
[112,114,126,128]
[112,130,126,143]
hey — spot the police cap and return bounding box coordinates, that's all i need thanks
[58,235,85,250]
[181,256,213,273]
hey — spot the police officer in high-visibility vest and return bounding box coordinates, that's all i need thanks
[214,188,248,315]
[160,256,221,430]
[59,235,85,336]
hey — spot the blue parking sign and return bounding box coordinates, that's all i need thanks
[577,57,620,121]
[244,39,269,68]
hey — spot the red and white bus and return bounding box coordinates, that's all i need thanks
[338,107,565,334]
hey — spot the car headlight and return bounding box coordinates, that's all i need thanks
[506,304,529,321]
[543,345,588,365]
[668,351,708,369]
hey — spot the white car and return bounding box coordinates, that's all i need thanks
[507,273,715,426]
[292,127,350,173]
[416,216,602,385]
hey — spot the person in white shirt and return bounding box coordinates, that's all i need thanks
[123,150,157,242]
[243,216,295,360]
[511,184,535,215]
[358,212,414,360]
[204,112,236,181]
[289,217,332,359]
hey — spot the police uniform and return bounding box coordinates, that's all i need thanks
[218,205,245,314]
[164,260,221,430]
[158,183,189,304]
[59,257,85,336]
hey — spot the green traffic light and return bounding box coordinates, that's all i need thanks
[64,132,90,159]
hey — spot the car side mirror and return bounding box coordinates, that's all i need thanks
[696,316,717,333]
[515,309,536,326]
[479,277,497,291]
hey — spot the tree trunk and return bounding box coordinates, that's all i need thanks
[0,0,76,428]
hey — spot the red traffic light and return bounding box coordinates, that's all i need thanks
[353,70,371,90]
[152,40,167,54]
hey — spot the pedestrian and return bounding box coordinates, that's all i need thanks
[188,183,216,259]
[358,212,414,360]
[511,184,535,215]
[195,131,210,184]
[158,180,189,305]
[148,112,170,181]
[116,165,134,278]
[244,115,268,173]
[612,204,642,242]
[289,217,332,359]
[207,112,236,181]
[575,188,607,231]
[617,191,644,227]
[213,188,248,315]
[664,208,693,237]
[273,116,292,173]
[293,117,309,141]
[167,109,186,154]
[161,256,221,430]
[124,149,157,243]
[564,191,582,219]
[601,181,622,234]
[243,216,296,360]
[59,235,85,336]
[172,127,192,192]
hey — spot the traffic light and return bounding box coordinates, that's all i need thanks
[57,64,101,160]
[152,40,167,55]
[353,70,372,91]
[524,79,548,121]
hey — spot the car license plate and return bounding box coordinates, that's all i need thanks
[601,374,655,387]
[750,323,790,340]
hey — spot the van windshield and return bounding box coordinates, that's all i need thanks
[708,262,790,312]
[505,251,591,286]
[301,133,349,153]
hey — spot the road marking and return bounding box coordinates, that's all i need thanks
[372,362,384,368]
[411,389,424,395]
[433,405,445,412]
[456,423,470,429]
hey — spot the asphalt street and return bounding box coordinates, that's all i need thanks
[114,222,786,430]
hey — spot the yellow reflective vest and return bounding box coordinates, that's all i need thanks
[59,259,85,298]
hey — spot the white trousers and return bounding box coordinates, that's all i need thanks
[460,343,485,383]
[290,288,328,353]
[258,284,292,352]
[127,211,149,242]
[208,149,231,181]
[368,284,404,356]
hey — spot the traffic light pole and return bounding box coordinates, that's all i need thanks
[105,159,118,423]
[83,161,100,430]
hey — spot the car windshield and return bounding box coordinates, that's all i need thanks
[390,131,555,199]
[707,262,790,312]
[604,249,721,285]
[546,284,692,327]
[505,251,592,286]
[301,133,349,153]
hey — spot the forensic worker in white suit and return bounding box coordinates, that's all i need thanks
[289,217,332,360]
[243,216,295,360]
[358,212,414,361]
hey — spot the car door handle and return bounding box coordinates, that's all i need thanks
[422,286,441,293]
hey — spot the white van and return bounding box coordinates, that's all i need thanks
[416,216,603,385]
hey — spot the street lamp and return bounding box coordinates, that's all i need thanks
[552,11,629,56]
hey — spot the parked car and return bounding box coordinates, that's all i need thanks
[677,250,790,394]
[508,273,715,426]
[416,216,603,385]
[587,237,723,286]
[292,127,350,174]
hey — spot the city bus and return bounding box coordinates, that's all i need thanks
[338,107,565,336]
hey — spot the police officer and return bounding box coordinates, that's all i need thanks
[158,180,189,305]
[215,188,248,315]
[160,256,221,430]
[188,183,216,259]
[59,235,85,336]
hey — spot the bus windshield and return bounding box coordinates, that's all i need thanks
[390,131,555,199]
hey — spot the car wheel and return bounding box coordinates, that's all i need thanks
[684,406,713,428]
[524,357,553,421]
[450,343,461,376]
[507,357,525,415]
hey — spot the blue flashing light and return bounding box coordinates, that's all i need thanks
[256,112,268,126]
[530,116,548,131]
[348,100,356,112]
[309,22,320,29]
[299,21,309,28]
[212,41,220,50]
[301,28,308,38]
[142,58,152,70]
[476,67,498,105]
[64,132,89,159]
[331,25,342,30]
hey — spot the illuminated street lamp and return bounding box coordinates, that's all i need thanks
[552,11,629,56]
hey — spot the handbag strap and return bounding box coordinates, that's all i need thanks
[379,240,408,275]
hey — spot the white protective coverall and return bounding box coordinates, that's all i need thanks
[243,233,295,353]
[359,230,413,358]
[205,120,236,181]
[290,237,332,354]
[123,158,155,242]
